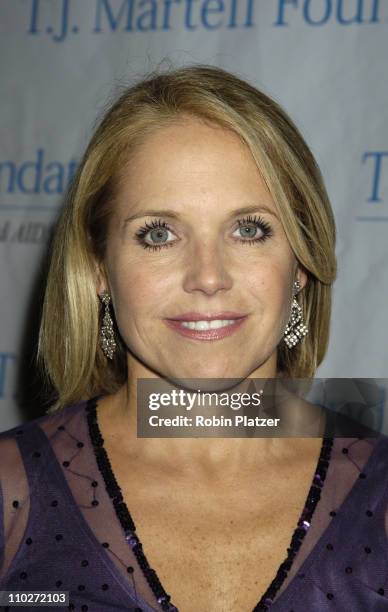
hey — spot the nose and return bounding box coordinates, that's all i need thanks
[182,239,233,295]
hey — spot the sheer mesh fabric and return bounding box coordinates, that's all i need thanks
[274,436,384,598]
[0,399,387,611]
[0,402,158,611]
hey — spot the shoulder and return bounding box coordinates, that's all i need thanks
[0,399,89,439]
[0,400,89,477]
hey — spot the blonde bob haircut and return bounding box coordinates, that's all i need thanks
[38,63,337,412]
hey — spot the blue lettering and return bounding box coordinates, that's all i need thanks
[243,0,256,27]
[0,152,79,196]
[274,0,298,26]
[227,0,238,27]
[28,0,41,34]
[337,0,363,24]
[369,0,380,22]
[94,0,134,32]
[0,161,17,193]
[52,0,70,42]
[185,0,197,30]
[304,0,331,25]
[137,0,157,31]
[43,163,64,194]
[161,0,181,30]
[17,149,44,194]
[201,0,224,29]
[274,0,380,27]
[363,151,388,203]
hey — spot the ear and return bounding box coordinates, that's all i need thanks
[296,266,308,291]
[94,259,109,297]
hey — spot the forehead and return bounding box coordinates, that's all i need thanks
[111,117,280,223]
[126,115,248,160]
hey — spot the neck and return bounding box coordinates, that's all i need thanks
[96,374,326,480]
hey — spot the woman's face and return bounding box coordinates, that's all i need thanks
[98,117,307,382]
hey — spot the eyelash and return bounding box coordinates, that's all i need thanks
[134,215,273,251]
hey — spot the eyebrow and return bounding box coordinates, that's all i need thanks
[122,204,279,227]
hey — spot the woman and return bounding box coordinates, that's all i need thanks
[0,64,387,612]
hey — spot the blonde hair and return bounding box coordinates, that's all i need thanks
[38,63,336,411]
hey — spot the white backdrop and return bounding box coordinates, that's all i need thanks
[1,0,387,430]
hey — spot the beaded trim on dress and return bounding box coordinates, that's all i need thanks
[85,396,334,612]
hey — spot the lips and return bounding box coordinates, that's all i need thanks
[163,315,248,341]
[166,311,246,322]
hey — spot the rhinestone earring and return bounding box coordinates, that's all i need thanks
[99,292,117,359]
[283,279,309,349]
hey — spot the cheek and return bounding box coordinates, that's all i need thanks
[108,259,175,317]
[247,256,293,302]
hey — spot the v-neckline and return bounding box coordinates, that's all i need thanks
[85,396,351,611]
[22,397,383,612]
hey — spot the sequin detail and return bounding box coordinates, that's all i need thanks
[86,398,177,612]
[254,433,334,610]
[86,396,334,612]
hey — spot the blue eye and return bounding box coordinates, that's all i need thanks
[135,220,175,251]
[234,215,273,245]
[134,215,273,251]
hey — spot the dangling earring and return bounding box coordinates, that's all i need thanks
[99,292,117,359]
[283,279,308,349]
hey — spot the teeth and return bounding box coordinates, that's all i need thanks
[180,319,237,330]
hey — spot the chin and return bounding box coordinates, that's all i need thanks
[166,375,243,394]
[169,363,247,383]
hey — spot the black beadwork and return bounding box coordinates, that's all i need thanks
[86,397,177,612]
[86,397,334,612]
[254,429,334,611]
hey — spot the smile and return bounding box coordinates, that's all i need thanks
[163,316,248,341]
[181,319,237,330]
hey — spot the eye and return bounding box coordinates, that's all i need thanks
[134,214,273,252]
[233,215,273,245]
[135,219,176,251]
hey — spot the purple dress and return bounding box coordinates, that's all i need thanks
[0,398,387,611]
